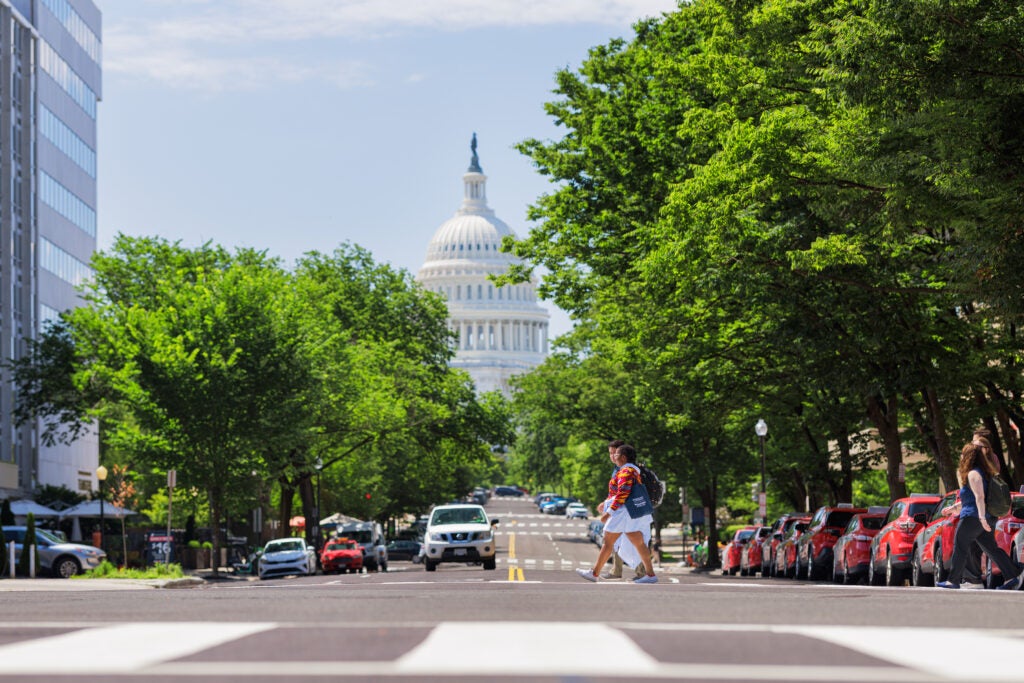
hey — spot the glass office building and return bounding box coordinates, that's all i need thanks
[0,0,100,499]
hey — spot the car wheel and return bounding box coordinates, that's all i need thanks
[52,556,81,579]
[934,544,948,583]
[424,559,437,572]
[868,556,884,586]
[983,556,1001,589]
[913,548,929,589]
[885,550,904,586]
[482,557,496,570]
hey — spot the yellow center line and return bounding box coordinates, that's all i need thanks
[506,532,524,581]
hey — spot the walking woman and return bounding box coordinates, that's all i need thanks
[938,442,1023,590]
[576,444,658,584]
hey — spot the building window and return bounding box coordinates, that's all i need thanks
[40,106,96,177]
[39,43,98,119]
[41,0,102,63]
[39,237,93,287]
[40,172,96,237]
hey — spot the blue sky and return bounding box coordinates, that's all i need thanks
[97,0,678,338]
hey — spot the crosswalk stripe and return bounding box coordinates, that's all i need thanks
[396,622,659,674]
[0,622,275,674]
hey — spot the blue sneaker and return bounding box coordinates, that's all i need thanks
[936,581,960,589]
[996,577,1020,591]
[633,574,658,584]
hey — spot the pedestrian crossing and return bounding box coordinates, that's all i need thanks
[1,621,1021,681]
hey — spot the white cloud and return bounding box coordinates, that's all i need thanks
[104,0,678,91]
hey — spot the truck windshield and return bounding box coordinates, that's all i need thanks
[431,508,487,526]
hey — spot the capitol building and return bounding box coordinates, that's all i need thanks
[417,136,550,395]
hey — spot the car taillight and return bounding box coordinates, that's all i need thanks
[896,520,918,533]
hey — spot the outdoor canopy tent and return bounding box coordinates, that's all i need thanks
[59,500,138,542]
[8,500,61,518]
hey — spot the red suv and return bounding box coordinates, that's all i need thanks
[832,511,887,584]
[740,526,772,576]
[795,504,867,581]
[722,526,759,575]
[869,494,942,586]
[910,491,961,587]
[773,515,811,578]
[760,512,801,576]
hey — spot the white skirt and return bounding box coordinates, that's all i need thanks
[602,499,652,569]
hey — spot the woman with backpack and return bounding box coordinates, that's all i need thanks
[576,443,658,584]
[937,441,1023,590]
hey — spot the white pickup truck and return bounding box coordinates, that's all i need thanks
[422,504,499,571]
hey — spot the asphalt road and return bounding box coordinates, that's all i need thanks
[2,496,1023,682]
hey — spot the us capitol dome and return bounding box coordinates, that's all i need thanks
[417,134,550,395]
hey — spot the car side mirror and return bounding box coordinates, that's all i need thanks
[912,513,927,525]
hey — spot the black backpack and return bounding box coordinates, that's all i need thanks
[988,475,1011,517]
[637,463,665,508]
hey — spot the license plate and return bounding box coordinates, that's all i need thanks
[454,548,467,556]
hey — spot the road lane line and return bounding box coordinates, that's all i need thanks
[0,622,275,674]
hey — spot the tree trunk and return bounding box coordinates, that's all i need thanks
[298,474,316,548]
[699,480,719,570]
[834,431,854,504]
[866,393,906,501]
[208,486,222,577]
[279,478,294,535]
[920,387,958,493]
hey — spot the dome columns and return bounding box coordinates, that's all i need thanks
[453,318,548,354]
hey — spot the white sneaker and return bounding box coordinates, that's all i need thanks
[633,574,658,584]
[576,568,598,582]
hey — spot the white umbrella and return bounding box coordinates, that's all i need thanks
[9,500,61,518]
[59,499,138,519]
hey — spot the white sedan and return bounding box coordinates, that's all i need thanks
[258,538,317,580]
[565,503,589,519]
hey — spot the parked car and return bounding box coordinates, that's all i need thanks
[334,521,388,572]
[773,516,811,578]
[386,539,423,563]
[320,537,364,574]
[722,526,758,575]
[795,504,866,581]
[832,512,886,584]
[740,526,772,576]
[534,492,558,506]
[493,486,524,497]
[587,520,605,546]
[565,502,589,519]
[982,492,1024,588]
[258,537,318,580]
[541,497,575,515]
[421,503,499,571]
[1,526,106,578]
[760,512,801,576]
[910,491,961,587]
[868,493,942,586]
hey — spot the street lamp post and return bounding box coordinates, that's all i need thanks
[755,419,768,524]
[314,458,323,551]
[96,465,108,555]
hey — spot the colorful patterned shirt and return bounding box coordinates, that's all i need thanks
[607,465,642,512]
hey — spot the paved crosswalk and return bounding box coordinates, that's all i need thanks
[1,621,1021,681]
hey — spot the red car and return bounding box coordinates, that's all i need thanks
[773,516,811,578]
[760,512,801,576]
[982,492,1024,588]
[740,526,772,576]
[911,491,961,587]
[832,512,886,584]
[320,537,364,574]
[795,504,867,581]
[868,494,942,586]
[721,526,758,575]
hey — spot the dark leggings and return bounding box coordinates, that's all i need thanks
[947,515,1018,583]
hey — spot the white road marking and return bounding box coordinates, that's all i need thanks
[783,625,1024,682]
[0,622,275,674]
[395,622,660,674]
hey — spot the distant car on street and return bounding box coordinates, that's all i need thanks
[1,526,106,578]
[320,538,363,574]
[386,539,423,563]
[258,537,317,580]
[565,503,589,519]
[493,486,525,497]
